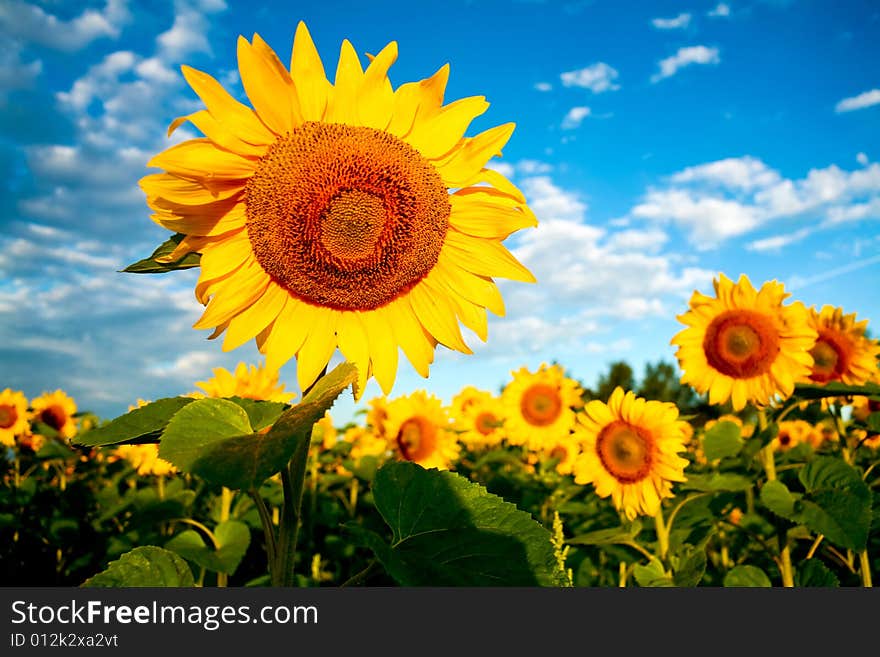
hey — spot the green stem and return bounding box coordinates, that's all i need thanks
[216,487,233,588]
[249,488,276,570]
[654,506,670,562]
[859,550,873,587]
[761,442,794,587]
[340,560,380,587]
[806,534,824,560]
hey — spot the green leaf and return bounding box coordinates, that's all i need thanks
[122,234,201,273]
[681,473,753,492]
[672,544,707,587]
[351,461,568,586]
[723,565,772,587]
[702,421,744,460]
[760,480,798,520]
[795,559,839,587]
[794,457,871,551]
[226,397,289,432]
[794,381,880,400]
[81,546,194,587]
[165,520,251,575]
[633,558,674,587]
[75,397,195,447]
[159,363,357,490]
[567,520,643,546]
[867,412,880,433]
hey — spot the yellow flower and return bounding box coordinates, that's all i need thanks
[771,420,811,452]
[704,414,754,438]
[0,388,30,447]
[501,363,584,448]
[671,274,817,411]
[30,390,78,440]
[344,426,388,463]
[311,411,337,450]
[384,390,460,470]
[141,22,537,398]
[806,422,837,450]
[572,387,690,520]
[450,387,506,449]
[194,361,295,403]
[803,305,880,386]
[537,433,582,476]
[365,395,390,439]
[851,395,880,423]
[115,444,177,476]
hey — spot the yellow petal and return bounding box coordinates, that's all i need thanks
[325,39,363,124]
[296,306,339,391]
[148,138,256,181]
[405,96,489,159]
[263,296,311,371]
[193,259,269,329]
[222,282,288,352]
[237,35,300,135]
[140,173,244,205]
[168,110,266,158]
[443,230,536,283]
[408,280,472,354]
[150,198,247,237]
[434,250,505,316]
[336,312,371,399]
[457,168,527,204]
[290,21,330,121]
[385,297,435,378]
[181,65,276,145]
[357,41,397,130]
[361,308,399,395]
[197,228,252,279]
[155,234,213,263]
[449,195,537,239]
[385,64,449,137]
[437,123,516,187]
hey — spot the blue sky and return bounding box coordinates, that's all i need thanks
[1,0,878,424]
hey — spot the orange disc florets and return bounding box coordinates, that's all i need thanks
[703,309,781,378]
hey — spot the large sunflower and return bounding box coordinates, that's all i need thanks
[501,363,584,448]
[30,390,78,440]
[0,388,30,447]
[671,274,817,411]
[141,22,537,397]
[802,305,880,386]
[572,387,690,520]
[193,361,295,403]
[384,390,460,470]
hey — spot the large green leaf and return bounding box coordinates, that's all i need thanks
[723,565,772,587]
[633,558,674,587]
[672,544,707,586]
[74,397,195,447]
[760,480,798,520]
[794,381,880,400]
[81,546,194,587]
[159,363,357,490]
[122,234,201,273]
[702,421,743,460]
[165,520,251,575]
[350,461,568,586]
[795,559,840,587]
[794,458,872,551]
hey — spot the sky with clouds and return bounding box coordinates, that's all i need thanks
[1,0,878,425]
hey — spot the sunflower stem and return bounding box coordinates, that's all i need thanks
[760,441,795,587]
[653,506,670,563]
[859,550,873,587]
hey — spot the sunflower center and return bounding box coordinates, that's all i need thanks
[703,310,781,378]
[396,416,437,462]
[596,421,653,483]
[520,384,563,427]
[40,405,67,431]
[475,411,499,435]
[245,121,451,311]
[549,446,568,462]
[0,404,17,429]
[808,330,850,383]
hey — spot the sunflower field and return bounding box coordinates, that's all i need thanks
[2,22,879,589]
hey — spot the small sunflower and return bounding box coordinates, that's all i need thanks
[141,22,537,398]
[803,305,880,386]
[30,390,78,440]
[0,388,30,447]
[771,419,811,452]
[311,411,337,450]
[384,390,460,470]
[671,274,817,411]
[806,422,837,450]
[365,395,390,439]
[501,363,584,448]
[115,444,177,476]
[572,387,690,520]
[450,387,506,449]
[194,361,295,403]
[344,426,389,463]
[536,433,582,476]
[851,395,880,423]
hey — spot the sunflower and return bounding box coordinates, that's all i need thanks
[671,274,817,411]
[344,425,389,463]
[802,306,880,386]
[572,387,690,520]
[141,22,537,398]
[194,361,295,403]
[536,433,582,476]
[365,395,390,438]
[0,388,30,447]
[806,422,837,450]
[851,395,880,423]
[501,363,584,448]
[450,387,506,449]
[771,419,811,452]
[30,390,78,440]
[311,411,337,450]
[115,444,177,477]
[384,390,460,470]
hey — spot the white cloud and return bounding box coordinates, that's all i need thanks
[746,227,813,252]
[485,161,515,178]
[560,62,620,93]
[857,152,869,166]
[708,3,731,17]
[0,41,42,97]
[652,13,692,29]
[651,46,720,83]
[670,156,781,190]
[147,351,219,379]
[516,160,553,175]
[520,176,588,223]
[534,82,552,92]
[0,0,130,52]
[835,89,880,113]
[562,106,591,129]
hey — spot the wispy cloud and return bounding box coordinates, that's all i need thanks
[651,13,692,29]
[534,81,552,92]
[561,106,590,129]
[835,89,880,113]
[0,0,130,52]
[560,62,620,93]
[708,3,731,17]
[651,46,720,83]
